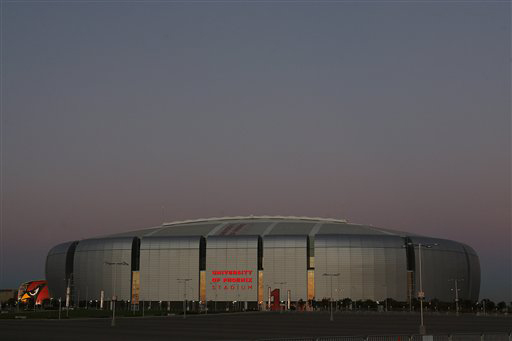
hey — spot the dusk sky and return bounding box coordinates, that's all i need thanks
[1,1,510,302]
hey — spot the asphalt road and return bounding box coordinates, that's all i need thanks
[1,312,510,341]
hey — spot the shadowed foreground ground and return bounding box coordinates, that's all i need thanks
[0,311,510,341]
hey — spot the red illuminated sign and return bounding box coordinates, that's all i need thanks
[210,270,255,290]
[17,280,50,305]
[212,270,253,275]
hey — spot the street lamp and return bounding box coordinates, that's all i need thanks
[104,261,129,327]
[322,273,340,321]
[63,277,72,317]
[267,286,271,311]
[405,242,438,335]
[449,278,464,316]
[177,278,192,319]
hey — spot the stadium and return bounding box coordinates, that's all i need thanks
[45,216,480,310]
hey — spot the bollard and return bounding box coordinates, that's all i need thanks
[111,296,116,327]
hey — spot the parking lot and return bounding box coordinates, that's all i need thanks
[0,311,510,341]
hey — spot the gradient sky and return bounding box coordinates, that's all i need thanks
[1,1,510,302]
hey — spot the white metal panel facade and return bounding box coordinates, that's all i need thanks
[206,235,259,302]
[315,235,407,301]
[410,237,472,302]
[45,241,77,299]
[139,236,201,301]
[46,217,481,304]
[263,235,307,302]
[465,245,480,301]
[73,238,133,301]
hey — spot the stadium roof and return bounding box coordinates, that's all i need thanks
[103,216,421,238]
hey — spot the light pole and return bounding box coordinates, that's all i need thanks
[177,278,192,319]
[65,278,71,318]
[104,261,129,327]
[267,286,271,311]
[449,278,463,316]
[406,242,438,335]
[322,273,340,321]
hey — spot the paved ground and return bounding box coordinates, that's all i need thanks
[0,312,510,341]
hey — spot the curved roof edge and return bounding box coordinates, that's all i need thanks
[162,215,348,226]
